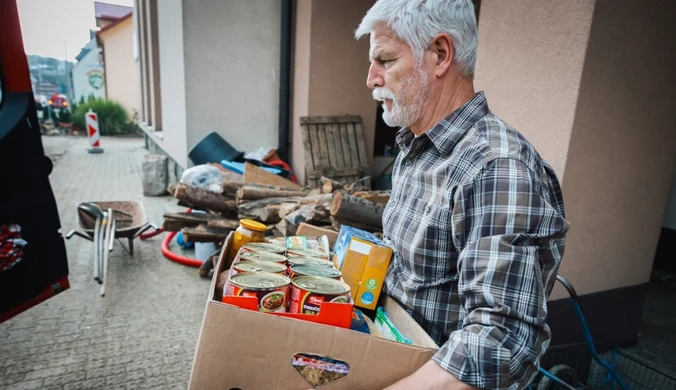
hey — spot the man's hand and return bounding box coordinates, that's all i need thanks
[384,360,481,390]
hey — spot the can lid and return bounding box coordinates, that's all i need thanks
[293,276,350,294]
[234,261,287,273]
[243,242,285,253]
[240,251,287,263]
[240,219,267,232]
[287,248,329,259]
[231,272,291,289]
[291,264,341,278]
[287,256,334,267]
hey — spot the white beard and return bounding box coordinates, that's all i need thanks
[373,66,429,128]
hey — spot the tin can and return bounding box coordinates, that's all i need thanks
[289,276,351,315]
[286,248,329,260]
[289,264,342,280]
[286,256,333,274]
[238,251,287,265]
[232,261,287,276]
[227,272,291,312]
[242,242,286,255]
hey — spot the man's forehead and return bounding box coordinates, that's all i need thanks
[369,25,404,58]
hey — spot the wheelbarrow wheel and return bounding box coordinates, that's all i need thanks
[538,364,578,390]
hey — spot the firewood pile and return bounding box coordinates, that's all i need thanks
[162,162,390,245]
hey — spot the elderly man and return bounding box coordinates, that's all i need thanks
[355,1,569,389]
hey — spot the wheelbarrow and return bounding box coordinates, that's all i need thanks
[66,200,159,296]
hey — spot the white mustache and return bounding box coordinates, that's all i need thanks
[372,88,397,103]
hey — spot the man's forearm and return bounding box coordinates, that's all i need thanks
[384,360,481,390]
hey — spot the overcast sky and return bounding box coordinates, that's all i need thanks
[18,0,134,61]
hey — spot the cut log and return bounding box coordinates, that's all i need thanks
[308,188,323,196]
[296,223,339,247]
[244,162,303,190]
[330,191,384,228]
[319,176,346,194]
[330,216,382,234]
[277,204,330,236]
[277,203,300,219]
[237,194,333,216]
[237,204,282,223]
[222,181,246,196]
[174,183,238,214]
[352,190,391,205]
[181,225,232,242]
[164,212,239,231]
[236,185,308,203]
[206,218,240,230]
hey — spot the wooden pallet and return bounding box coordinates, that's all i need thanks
[300,115,370,189]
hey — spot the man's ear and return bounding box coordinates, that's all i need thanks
[431,33,454,77]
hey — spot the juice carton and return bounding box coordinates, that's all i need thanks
[332,226,393,310]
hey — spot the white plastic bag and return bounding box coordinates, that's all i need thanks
[180,165,223,193]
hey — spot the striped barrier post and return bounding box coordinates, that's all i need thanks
[86,109,103,154]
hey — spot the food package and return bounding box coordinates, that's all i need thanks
[332,226,393,310]
[374,307,411,344]
[0,224,27,272]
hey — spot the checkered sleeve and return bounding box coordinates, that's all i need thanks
[432,158,568,389]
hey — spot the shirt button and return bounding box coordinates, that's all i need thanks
[405,159,412,167]
[424,205,431,214]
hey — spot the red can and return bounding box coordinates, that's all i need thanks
[226,272,291,312]
[289,276,351,315]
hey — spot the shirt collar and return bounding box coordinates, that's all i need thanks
[395,91,489,156]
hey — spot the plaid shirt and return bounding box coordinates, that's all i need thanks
[382,91,569,389]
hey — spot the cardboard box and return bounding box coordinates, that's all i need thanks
[332,226,393,310]
[188,233,438,390]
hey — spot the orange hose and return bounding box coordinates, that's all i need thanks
[160,231,203,267]
[140,208,202,267]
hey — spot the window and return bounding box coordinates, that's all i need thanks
[135,0,162,131]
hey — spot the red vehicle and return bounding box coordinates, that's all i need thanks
[48,93,68,109]
[0,0,70,323]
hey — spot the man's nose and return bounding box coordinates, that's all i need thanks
[367,62,384,89]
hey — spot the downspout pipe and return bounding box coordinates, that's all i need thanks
[277,0,293,163]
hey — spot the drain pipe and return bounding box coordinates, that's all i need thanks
[277,0,293,163]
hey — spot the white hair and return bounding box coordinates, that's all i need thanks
[355,0,478,76]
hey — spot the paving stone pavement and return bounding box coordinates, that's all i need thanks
[3,135,675,388]
[1,136,210,390]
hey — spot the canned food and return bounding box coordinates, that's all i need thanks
[286,248,329,260]
[227,272,291,312]
[289,264,342,280]
[238,251,287,265]
[289,276,350,315]
[286,256,334,274]
[242,242,286,255]
[232,261,287,276]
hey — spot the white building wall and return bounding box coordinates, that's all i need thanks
[153,0,188,168]
[72,40,106,104]
[182,0,281,157]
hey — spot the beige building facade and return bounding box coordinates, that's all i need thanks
[97,14,139,118]
[135,0,676,356]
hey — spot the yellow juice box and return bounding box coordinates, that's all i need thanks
[332,226,393,310]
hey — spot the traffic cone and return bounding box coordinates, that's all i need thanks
[86,109,103,154]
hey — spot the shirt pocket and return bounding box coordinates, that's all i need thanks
[401,195,458,283]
